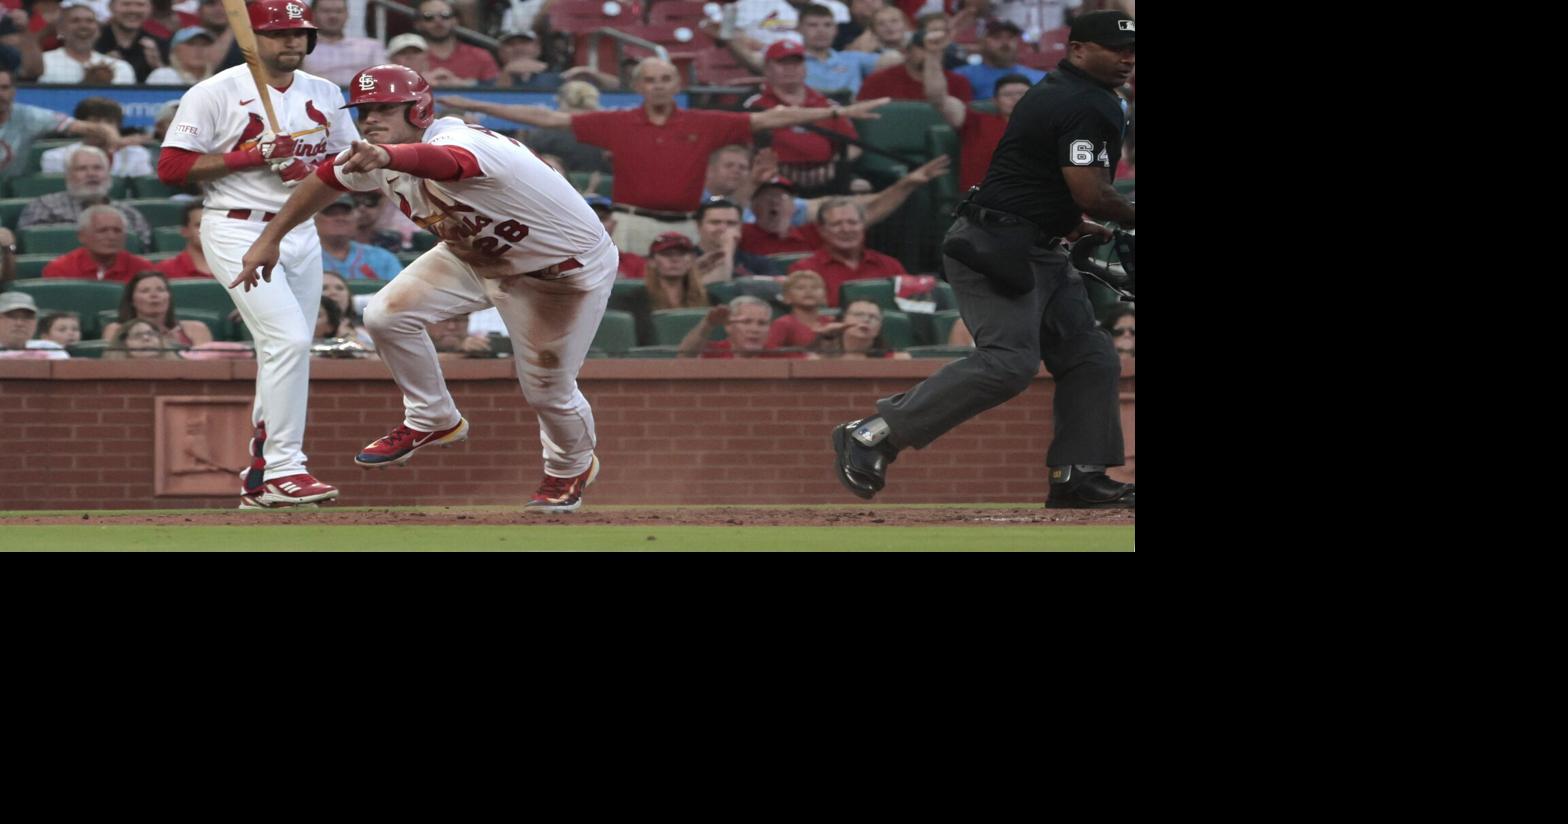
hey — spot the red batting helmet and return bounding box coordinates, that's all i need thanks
[248,0,319,54]
[342,65,437,129]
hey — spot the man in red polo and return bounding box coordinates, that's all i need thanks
[921,27,1033,190]
[787,197,906,305]
[740,176,821,256]
[743,40,860,195]
[437,57,891,258]
[42,205,154,282]
[856,29,974,103]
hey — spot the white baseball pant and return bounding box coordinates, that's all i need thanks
[201,212,324,481]
[363,237,617,478]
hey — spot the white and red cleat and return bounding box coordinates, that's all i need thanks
[355,418,470,468]
[238,473,340,509]
[525,454,600,513]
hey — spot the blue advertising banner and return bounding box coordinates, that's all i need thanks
[16,86,675,132]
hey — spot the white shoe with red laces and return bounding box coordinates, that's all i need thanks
[355,418,470,468]
[525,454,600,513]
[238,473,340,509]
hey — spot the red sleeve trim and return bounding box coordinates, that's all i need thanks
[382,143,483,181]
[157,147,201,186]
[315,158,351,191]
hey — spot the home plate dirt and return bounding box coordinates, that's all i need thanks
[12,507,1134,527]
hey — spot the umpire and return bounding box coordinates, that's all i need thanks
[831,10,1137,508]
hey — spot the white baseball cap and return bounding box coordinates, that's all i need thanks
[0,292,40,315]
[387,33,429,55]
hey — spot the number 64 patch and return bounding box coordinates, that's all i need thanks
[1070,139,1110,167]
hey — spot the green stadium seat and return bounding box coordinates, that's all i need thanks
[933,281,956,310]
[838,278,896,311]
[625,345,680,358]
[609,278,647,310]
[931,309,963,345]
[123,200,190,228]
[705,280,739,306]
[129,176,185,199]
[926,124,961,210]
[11,253,56,280]
[904,344,973,359]
[153,226,187,252]
[1085,276,1128,325]
[411,231,438,251]
[11,280,125,338]
[347,279,389,295]
[591,309,636,355]
[66,340,111,359]
[168,278,232,316]
[650,307,712,345]
[395,251,420,266]
[143,251,177,263]
[880,310,914,350]
[21,225,145,255]
[22,139,77,175]
[566,171,611,196]
[176,307,228,340]
[0,198,29,230]
[1114,178,1136,196]
[852,102,942,185]
[4,175,131,199]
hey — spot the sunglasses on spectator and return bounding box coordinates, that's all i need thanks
[1111,327,1135,337]
[421,11,455,19]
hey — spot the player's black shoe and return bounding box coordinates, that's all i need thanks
[1046,466,1135,509]
[831,418,899,500]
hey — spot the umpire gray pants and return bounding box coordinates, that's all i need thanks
[876,216,1126,468]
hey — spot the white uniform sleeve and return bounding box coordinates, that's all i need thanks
[162,84,220,153]
[324,149,387,193]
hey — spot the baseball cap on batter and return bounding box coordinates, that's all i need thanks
[1069,10,1136,48]
[0,292,39,315]
[387,33,429,55]
[649,232,696,255]
[765,41,805,62]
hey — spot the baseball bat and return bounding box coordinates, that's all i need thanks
[221,0,283,135]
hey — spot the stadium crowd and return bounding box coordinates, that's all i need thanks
[0,0,1134,361]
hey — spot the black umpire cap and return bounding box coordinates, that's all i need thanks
[1069,10,1136,47]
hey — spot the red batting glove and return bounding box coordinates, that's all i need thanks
[273,158,310,187]
[261,132,297,161]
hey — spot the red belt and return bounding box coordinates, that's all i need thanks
[227,209,276,222]
[523,257,582,279]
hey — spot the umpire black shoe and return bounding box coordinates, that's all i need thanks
[831,418,899,500]
[1046,466,1135,509]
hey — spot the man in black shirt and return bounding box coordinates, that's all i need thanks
[831,9,1137,509]
[95,0,171,84]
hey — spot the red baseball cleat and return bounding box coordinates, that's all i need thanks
[238,473,339,509]
[355,418,469,468]
[525,454,600,513]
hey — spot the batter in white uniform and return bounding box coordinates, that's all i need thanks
[237,65,617,513]
[158,0,359,510]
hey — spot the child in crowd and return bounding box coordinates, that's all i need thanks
[765,270,846,353]
[38,312,82,348]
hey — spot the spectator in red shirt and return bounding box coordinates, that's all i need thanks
[154,202,213,280]
[743,40,861,195]
[438,58,890,259]
[142,0,198,41]
[678,296,787,359]
[741,175,822,256]
[786,197,906,305]
[856,29,973,102]
[766,269,845,352]
[819,298,909,358]
[414,0,497,87]
[924,27,1034,190]
[42,205,154,282]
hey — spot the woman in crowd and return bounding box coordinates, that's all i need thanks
[819,299,909,359]
[100,271,212,349]
[644,233,710,312]
[1102,304,1135,358]
[321,271,375,348]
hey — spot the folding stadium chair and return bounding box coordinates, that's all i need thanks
[591,310,637,355]
[651,307,718,345]
[837,278,896,311]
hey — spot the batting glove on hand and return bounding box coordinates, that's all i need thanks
[258,131,298,162]
[272,157,310,187]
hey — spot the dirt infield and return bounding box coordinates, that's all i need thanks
[7,506,1133,528]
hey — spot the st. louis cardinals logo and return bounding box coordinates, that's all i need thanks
[358,74,377,92]
[286,3,304,19]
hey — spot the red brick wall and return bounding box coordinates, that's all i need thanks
[0,358,1135,509]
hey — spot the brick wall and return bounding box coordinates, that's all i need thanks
[0,358,1135,509]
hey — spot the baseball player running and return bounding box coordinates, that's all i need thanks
[236,65,617,513]
[158,0,359,510]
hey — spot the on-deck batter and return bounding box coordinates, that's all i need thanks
[236,65,616,513]
[157,0,360,510]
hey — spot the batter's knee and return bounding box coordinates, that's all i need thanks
[363,299,415,338]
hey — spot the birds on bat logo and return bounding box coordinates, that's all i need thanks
[305,100,331,131]
[232,112,266,151]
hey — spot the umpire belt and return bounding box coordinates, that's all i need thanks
[611,204,694,221]
[953,201,1063,249]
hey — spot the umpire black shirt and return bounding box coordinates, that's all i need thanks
[974,60,1126,238]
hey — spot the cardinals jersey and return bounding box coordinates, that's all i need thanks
[164,65,359,213]
[326,117,609,278]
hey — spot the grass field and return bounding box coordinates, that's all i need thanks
[0,505,1134,552]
